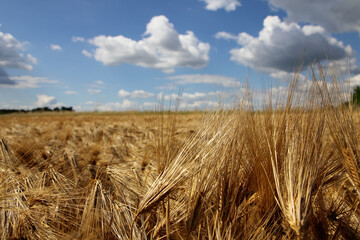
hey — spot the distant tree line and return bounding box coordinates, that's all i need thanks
[0,106,74,115]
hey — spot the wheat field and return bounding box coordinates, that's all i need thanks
[1,65,360,239]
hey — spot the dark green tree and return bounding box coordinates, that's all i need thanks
[352,86,360,106]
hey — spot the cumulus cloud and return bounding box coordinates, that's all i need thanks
[0,75,59,88]
[89,80,105,89]
[182,91,223,101]
[88,15,210,73]
[88,90,227,111]
[161,91,224,103]
[131,90,228,110]
[169,90,230,110]
[72,36,85,42]
[82,49,93,58]
[270,71,306,82]
[217,16,359,74]
[36,94,57,107]
[50,44,62,51]
[89,99,139,111]
[27,54,37,65]
[268,0,360,33]
[201,0,241,11]
[179,100,220,110]
[118,89,154,98]
[349,74,360,88]
[214,31,238,41]
[129,90,154,98]
[64,90,79,95]
[0,30,33,71]
[0,29,37,86]
[0,68,15,85]
[143,101,156,109]
[117,89,130,98]
[84,89,240,111]
[167,74,240,87]
[95,80,104,85]
[326,57,360,75]
[215,31,254,45]
[87,89,101,94]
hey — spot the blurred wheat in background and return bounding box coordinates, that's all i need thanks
[1,63,360,239]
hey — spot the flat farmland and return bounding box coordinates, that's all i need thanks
[1,104,360,239]
[0,112,203,171]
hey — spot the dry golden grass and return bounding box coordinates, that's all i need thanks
[1,64,360,239]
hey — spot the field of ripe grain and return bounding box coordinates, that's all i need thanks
[0,112,204,178]
[0,112,208,239]
[1,68,360,239]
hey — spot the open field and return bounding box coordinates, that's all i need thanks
[1,71,360,239]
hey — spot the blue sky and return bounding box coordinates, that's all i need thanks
[0,0,360,111]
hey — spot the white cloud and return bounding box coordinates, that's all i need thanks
[218,16,359,74]
[270,71,306,82]
[179,100,220,110]
[268,0,360,33]
[160,89,261,110]
[118,89,130,98]
[167,74,241,87]
[350,74,360,87]
[50,44,62,51]
[95,99,139,111]
[85,90,227,111]
[215,31,254,45]
[162,90,224,102]
[36,94,57,107]
[84,89,241,111]
[82,49,93,58]
[0,31,32,70]
[157,92,164,100]
[87,88,101,94]
[214,31,238,41]
[182,92,210,101]
[72,36,85,42]
[0,29,37,86]
[169,90,233,110]
[89,80,105,89]
[143,101,156,109]
[118,89,154,98]
[163,93,179,101]
[27,54,37,65]
[64,90,79,95]
[325,57,360,75]
[182,91,223,101]
[88,15,210,73]
[202,0,241,11]
[95,80,104,85]
[0,75,59,88]
[131,90,154,98]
